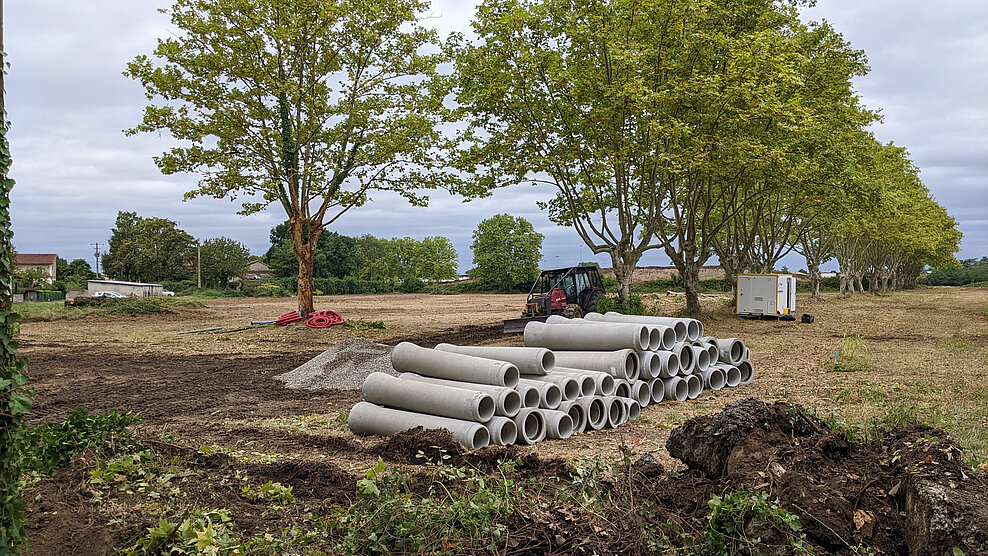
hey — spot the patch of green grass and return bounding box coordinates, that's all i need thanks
[341,319,386,330]
[19,297,204,322]
[824,334,872,372]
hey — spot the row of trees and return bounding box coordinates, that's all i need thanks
[128,0,961,314]
[264,221,460,283]
[101,211,252,288]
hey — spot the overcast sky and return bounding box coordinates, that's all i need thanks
[6,0,986,274]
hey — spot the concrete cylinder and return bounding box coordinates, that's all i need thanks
[552,367,615,396]
[654,351,680,379]
[526,319,650,352]
[715,338,746,365]
[706,343,719,366]
[691,345,710,373]
[700,367,726,390]
[363,372,496,423]
[434,343,554,375]
[738,360,754,385]
[398,373,522,418]
[551,349,638,381]
[391,342,520,387]
[744,347,751,362]
[614,379,631,398]
[601,396,627,428]
[671,342,694,375]
[518,378,563,409]
[526,374,581,401]
[662,376,688,402]
[348,402,490,449]
[685,374,702,399]
[588,312,689,344]
[576,396,606,430]
[637,351,662,379]
[621,398,642,421]
[513,382,541,408]
[699,336,717,347]
[631,380,651,407]
[714,363,742,387]
[512,408,545,445]
[541,409,574,440]
[557,400,587,434]
[649,378,665,404]
[484,416,518,446]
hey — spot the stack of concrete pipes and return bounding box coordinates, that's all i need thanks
[348,312,753,449]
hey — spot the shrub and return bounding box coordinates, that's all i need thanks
[21,409,142,476]
[596,294,645,315]
[706,490,810,554]
[398,277,425,293]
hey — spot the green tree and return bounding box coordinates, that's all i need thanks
[264,222,361,279]
[56,257,96,282]
[415,236,459,282]
[199,237,252,288]
[471,214,543,292]
[101,211,196,283]
[126,0,459,315]
[15,268,50,289]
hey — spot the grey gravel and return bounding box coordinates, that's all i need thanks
[276,338,396,391]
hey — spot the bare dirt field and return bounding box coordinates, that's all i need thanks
[18,287,988,554]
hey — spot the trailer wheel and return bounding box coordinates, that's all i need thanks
[561,304,583,319]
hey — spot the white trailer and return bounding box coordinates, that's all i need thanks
[735,274,796,318]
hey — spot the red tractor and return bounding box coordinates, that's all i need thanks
[502,266,606,333]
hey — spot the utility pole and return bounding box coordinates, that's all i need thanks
[197,244,201,288]
[92,242,101,276]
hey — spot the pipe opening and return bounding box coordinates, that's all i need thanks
[588,400,603,424]
[679,347,694,374]
[687,375,702,399]
[696,349,710,372]
[625,354,637,379]
[647,328,661,351]
[557,414,574,438]
[522,412,540,440]
[503,365,520,388]
[579,377,595,397]
[471,427,491,450]
[710,368,726,390]
[739,361,753,382]
[567,405,584,432]
[541,351,555,373]
[650,380,664,403]
[662,328,677,350]
[687,320,701,341]
[600,375,616,395]
[627,401,641,420]
[673,322,687,342]
[646,354,661,379]
[674,380,688,401]
[523,387,540,408]
[608,400,621,425]
[638,328,651,351]
[726,366,741,387]
[502,391,522,416]
[636,383,650,406]
[615,381,631,398]
[707,344,719,363]
[730,342,743,363]
[499,420,517,445]
[477,396,496,422]
[561,379,580,401]
[543,385,562,409]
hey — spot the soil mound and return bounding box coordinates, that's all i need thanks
[662,398,988,555]
[275,338,394,390]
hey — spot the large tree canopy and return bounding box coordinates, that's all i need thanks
[126,0,459,314]
[101,211,196,283]
[470,214,544,292]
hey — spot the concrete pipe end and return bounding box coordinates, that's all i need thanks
[738,360,754,383]
[695,348,710,372]
[469,426,491,450]
[561,378,580,401]
[477,395,496,422]
[726,366,742,387]
[637,327,652,352]
[730,341,743,364]
[541,350,555,373]
[625,352,638,380]
[501,390,522,417]
[522,387,540,408]
[650,380,664,404]
[686,375,702,399]
[615,381,631,398]
[626,400,641,420]
[566,403,585,433]
[687,320,701,342]
[647,328,662,351]
[587,399,604,426]
[543,384,562,409]
[497,419,518,446]
[600,375,616,396]
[502,364,521,388]
[709,367,726,390]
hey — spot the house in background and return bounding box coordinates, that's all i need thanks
[244,260,274,281]
[15,253,57,283]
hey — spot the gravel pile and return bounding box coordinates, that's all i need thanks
[276,338,396,390]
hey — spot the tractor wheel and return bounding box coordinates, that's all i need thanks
[561,304,583,319]
[586,291,603,314]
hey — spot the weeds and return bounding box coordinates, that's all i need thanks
[19,297,204,322]
[706,490,812,554]
[826,334,871,372]
[241,481,295,504]
[341,319,386,330]
[21,408,142,477]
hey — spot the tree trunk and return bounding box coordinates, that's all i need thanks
[810,262,821,297]
[289,216,318,316]
[856,275,864,293]
[609,251,641,305]
[683,261,701,315]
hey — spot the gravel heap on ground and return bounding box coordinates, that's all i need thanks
[276,338,395,390]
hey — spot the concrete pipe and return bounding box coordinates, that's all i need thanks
[662,376,688,402]
[526,319,650,352]
[706,344,719,366]
[552,349,638,381]
[512,408,546,445]
[690,345,710,373]
[649,379,665,404]
[744,347,751,362]
[671,342,695,376]
[714,338,746,365]
[540,409,574,440]
[518,378,563,409]
[699,336,716,346]
[513,382,542,408]
[397,373,522,418]
[527,375,581,401]
[738,360,754,385]
[586,312,686,345]
[621,398,642,421]
[434,344,554,376]
[637,351,662,379]
[545,314,662,350]
[685,374,702,399]
[557,400,587,434]
[550,368,596,397]
[614,379,632,398]
[363,372,496,423]
[576,396,606,430]
[552,367,615,396]
[601,396,627,428]
[714,364,742,387]
[349,402,490,450]
[391,342,520,388]
[484,416,518,446]
[632,380,651,407]
[654,351,681,379]
[700,366,726,390]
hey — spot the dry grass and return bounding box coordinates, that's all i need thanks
[19,287,988,469]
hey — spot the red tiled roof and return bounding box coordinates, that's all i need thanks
[15,253,57,265]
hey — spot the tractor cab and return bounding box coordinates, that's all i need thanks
[504,265,606,333]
